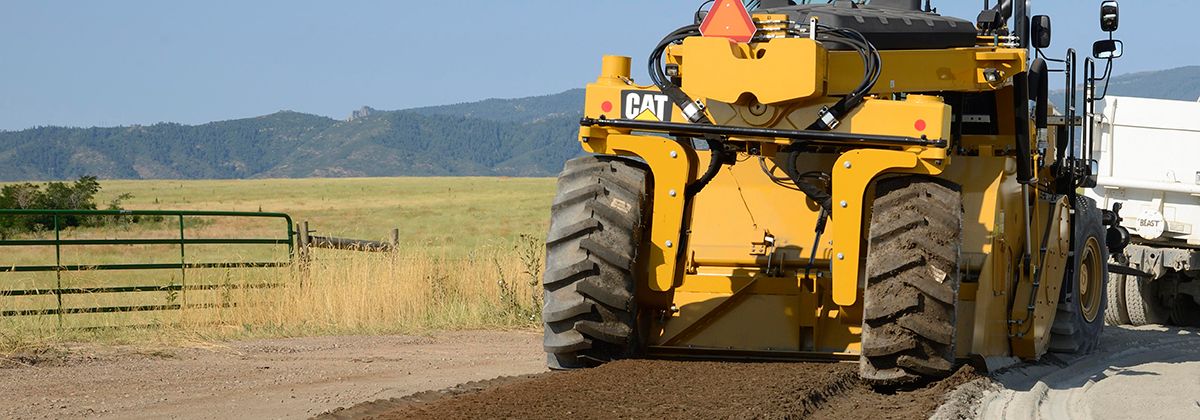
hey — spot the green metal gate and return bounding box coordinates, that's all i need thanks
[0,209,294,322]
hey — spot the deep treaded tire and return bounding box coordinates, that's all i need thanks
[1124,274,1168,326]
[861,176,963,385]
[1049,197,1109,354]
[542,156,648,369]
[1104,272,1130,326]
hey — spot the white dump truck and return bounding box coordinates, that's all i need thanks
[1087,96,1200,327]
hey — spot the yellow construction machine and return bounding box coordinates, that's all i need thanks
[542,0,1129,384]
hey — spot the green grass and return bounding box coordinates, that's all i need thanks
[94,177,557,256]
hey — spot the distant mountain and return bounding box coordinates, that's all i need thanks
[406,89,585,123]
[1053,66,1200,104]
[2,66,1197,182]
[1101,66,1200,102]
[0,90,586,181]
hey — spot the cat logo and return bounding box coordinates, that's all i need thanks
[622,90,673,122]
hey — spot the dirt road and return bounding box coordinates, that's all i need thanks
[330,326,1200,419]
[5,326,1197,419]
[965,325,1200,420]
[0,331,544,419]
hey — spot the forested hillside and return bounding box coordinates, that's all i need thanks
[0,91,584,180]
[2,66,1197,181]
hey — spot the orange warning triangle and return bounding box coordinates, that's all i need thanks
[700,0,757,43]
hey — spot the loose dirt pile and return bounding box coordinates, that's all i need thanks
[323,360,980,420]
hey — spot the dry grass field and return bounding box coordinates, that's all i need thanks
[0,177,557,352]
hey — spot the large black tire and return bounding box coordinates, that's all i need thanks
[542,156,648,369]
[1104,273,1130,326]
[1124,275,1169,326]
[1104,254,1131,326]
[1170,274,1200,327]
[1171,294,1200,327]
[861,176,963,385]
[1049,197,1109,354]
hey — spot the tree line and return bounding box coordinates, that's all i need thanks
[0,176,156,238]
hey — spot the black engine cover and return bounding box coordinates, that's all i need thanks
[761,1,978,50]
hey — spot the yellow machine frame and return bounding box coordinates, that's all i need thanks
[578,30,1075,362]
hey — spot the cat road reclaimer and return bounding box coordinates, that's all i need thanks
[542,0,1130,384]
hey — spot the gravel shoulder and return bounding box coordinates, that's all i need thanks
[939,325,1200,420]
[0,330,544,419]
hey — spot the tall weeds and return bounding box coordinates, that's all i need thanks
[0,237,546,350]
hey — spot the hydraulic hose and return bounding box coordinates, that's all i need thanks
[648,24,727,198]
[686,139,726,198]
[989,0,1015,22]
[1013,72,1035,184]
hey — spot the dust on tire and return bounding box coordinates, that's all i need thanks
[542,156,648,368]
[861,176,963,385]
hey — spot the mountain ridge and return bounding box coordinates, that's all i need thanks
[1,67,1197,181]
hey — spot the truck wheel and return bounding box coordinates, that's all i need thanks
[542,156,647,369]
[1104,254,1131,326]
[1169,274,1200,327]
[1049,197,1108,354]
[861,176,962,385]
[1104,273,1130,326]
[1125,275,1168,326]
[1171,294,1200,327]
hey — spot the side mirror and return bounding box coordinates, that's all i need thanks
[1093,39,1124,59]
[1101,1,1120,32]
[1031,15,1052,49]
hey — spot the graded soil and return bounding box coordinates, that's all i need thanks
[326,360,980,420]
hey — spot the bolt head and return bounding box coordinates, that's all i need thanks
[844,161,852,169]
[837,253,845,260]
[670,151,678,158]
[840,200,848,208]
[665,240,674,248]
[669,189,677,197]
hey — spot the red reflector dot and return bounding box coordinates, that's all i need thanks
[914,119,927,131]
[601,101,613,113]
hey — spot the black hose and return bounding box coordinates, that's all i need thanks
[1013,72,1034,184]
[803,209,829,281]
[1030,58,1049,130]
[989,0,1014,21]
[796,24,881,130]
[785,148,834,214]
[686,138,726,198]
[648,25,726,198]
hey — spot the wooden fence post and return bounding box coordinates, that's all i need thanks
[390,228,400,252]
[298,221,312,286]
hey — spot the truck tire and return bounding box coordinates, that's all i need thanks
[1104,273,1130,326]
[542,156,647,369]
[1124,275,1168,326]
[1171,294,1200,327]
[861,176,962,385]
[1049,197,1108,354]
[1170,274,1200,327]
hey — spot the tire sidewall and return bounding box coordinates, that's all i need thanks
[1068,197,1109,350]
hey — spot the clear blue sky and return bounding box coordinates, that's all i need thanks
[0,0,1193,130]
